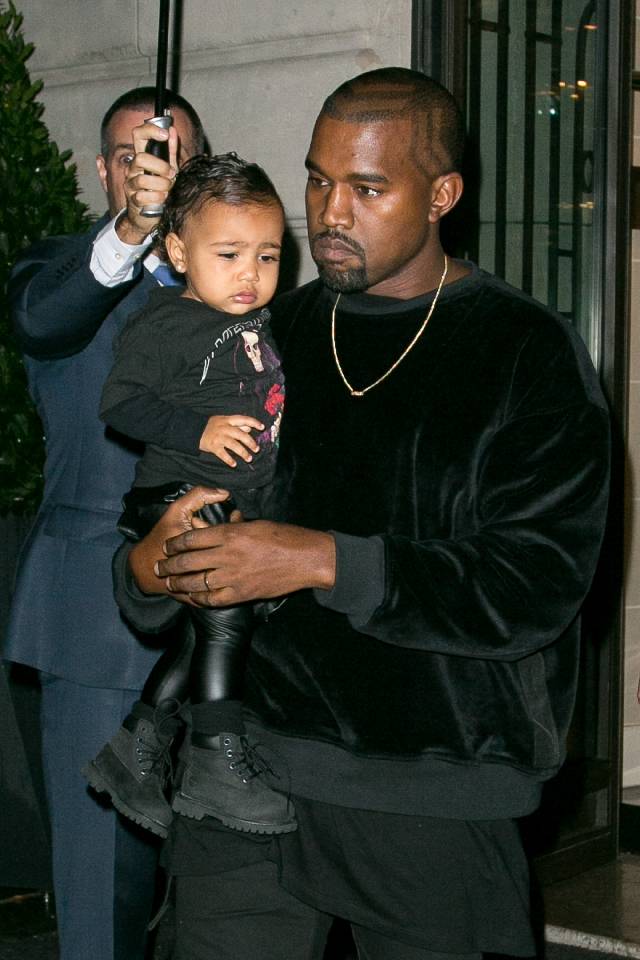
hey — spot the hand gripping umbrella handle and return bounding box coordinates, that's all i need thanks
[139,115,172,218]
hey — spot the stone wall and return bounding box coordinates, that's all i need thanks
[17,0,411,283]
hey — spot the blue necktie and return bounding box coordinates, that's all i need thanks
[153,263,183,286]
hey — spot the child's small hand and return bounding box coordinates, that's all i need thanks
[199,415,264,467]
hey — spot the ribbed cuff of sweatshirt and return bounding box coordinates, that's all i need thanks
[112,541,182,634]
[313,532,385,626]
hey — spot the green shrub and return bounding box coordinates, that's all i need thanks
[0,1,92,514]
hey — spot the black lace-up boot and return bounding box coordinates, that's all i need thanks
[172,732,297,835]
[83,700,180,838]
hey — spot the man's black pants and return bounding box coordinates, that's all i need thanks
[174,858,483,960]
[169,794,534,960]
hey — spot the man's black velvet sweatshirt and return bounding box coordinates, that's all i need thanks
[114,263,610,821]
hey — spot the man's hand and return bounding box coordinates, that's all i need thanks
[152,487,337,606]
[199,415,264,466]
[115,120,180,244]
[128,486,237,600]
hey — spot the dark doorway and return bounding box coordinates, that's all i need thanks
[412,0,633,881]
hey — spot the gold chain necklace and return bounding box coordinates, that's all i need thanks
[331,254,448,397]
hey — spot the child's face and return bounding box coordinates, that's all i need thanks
[166,201,284,314]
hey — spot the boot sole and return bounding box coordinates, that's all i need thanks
[82,761,171,840]
[172,791,297,835]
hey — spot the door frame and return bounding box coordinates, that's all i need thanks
[411,0,633,881]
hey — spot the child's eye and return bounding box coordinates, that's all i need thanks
[218,252,238,260]
[259,254,279,263]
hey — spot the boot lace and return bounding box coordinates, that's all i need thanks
[135,732,172,780]
[136,699,182,782]
[226,735,276,784]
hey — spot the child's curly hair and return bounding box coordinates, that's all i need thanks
[157,152,283,256]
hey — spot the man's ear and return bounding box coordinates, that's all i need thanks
[165,232,187,272]
[96,155,108,195]
[428,172,464,223]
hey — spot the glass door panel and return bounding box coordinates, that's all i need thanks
[413,0,632,881]
[465,0,600,359]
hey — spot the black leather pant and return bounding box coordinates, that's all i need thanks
[141,603,253,706]
[119,482,253,709]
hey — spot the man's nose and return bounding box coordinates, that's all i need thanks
[320,184,354,230]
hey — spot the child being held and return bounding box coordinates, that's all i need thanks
[84,153,294,839]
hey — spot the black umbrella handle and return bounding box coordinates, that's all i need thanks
[146,118,171,162]
[139,114,172,218]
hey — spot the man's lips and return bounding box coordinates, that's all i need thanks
[312,237,361,263]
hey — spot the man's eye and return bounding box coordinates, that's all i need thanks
[357,186,381,198]
[119,154,134,166]
[307,176,329,189]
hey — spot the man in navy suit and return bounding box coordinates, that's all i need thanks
[3,87,204,960]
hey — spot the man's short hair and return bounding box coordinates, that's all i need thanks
[157,152,283,245]
[100,86,205,156]
[320,67,465,177]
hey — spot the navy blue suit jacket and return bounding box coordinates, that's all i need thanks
[3,217,168,689]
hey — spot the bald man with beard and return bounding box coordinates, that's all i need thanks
[113,68,609,960]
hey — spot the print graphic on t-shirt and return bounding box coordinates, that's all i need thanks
[198,311,285,458]
[200,312,266,385]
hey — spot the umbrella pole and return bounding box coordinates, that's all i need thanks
[141,0,172,217]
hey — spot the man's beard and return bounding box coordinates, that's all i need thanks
[316,262,369,293]
[310,230,369,293]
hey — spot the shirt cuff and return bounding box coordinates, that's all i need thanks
[90,210,154,286]
[112,541,182,634]
[313,532,385,625]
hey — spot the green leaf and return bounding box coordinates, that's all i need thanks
[0,0,92,514]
